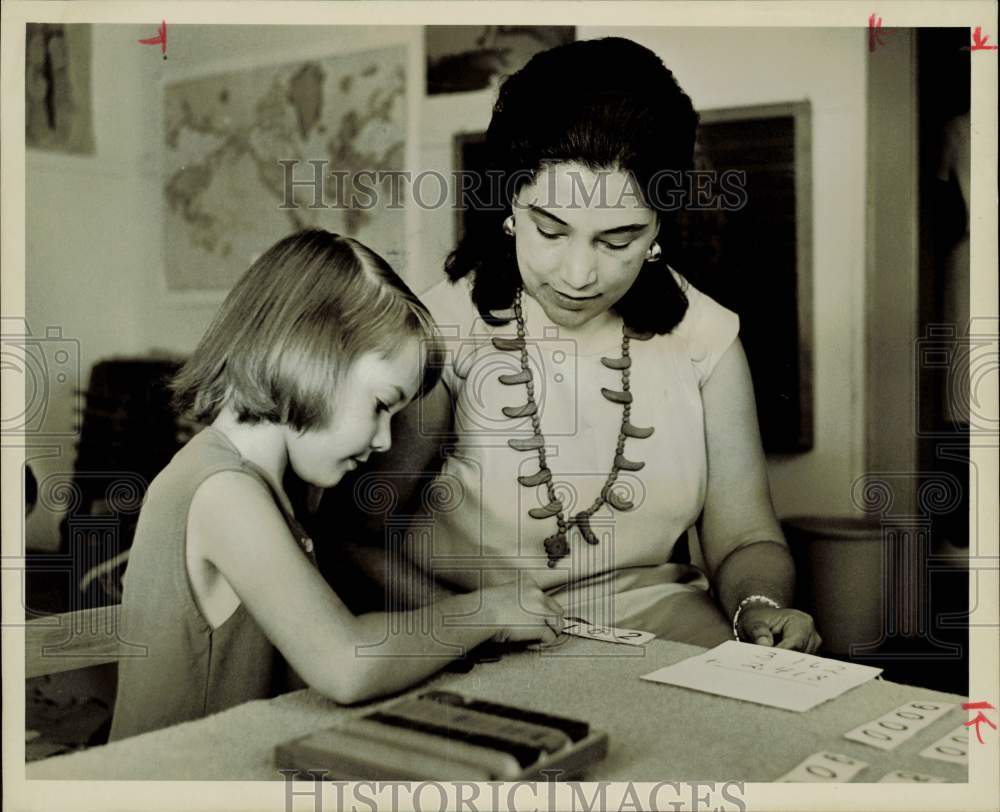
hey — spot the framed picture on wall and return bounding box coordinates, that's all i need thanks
[453,100,814,454]
[678,101,813,454]
[161,45,409,292]
[426,26,575,95]
[25,23,95,154]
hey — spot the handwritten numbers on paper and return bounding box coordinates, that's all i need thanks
[844,701,956,751]
[641,641,882,712]
[777,751,869,783]
[705,648,846,685]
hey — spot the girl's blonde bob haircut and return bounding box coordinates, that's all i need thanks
[172,229,442,432]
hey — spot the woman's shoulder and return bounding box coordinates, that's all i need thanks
[668,268,740,387]
[418,276,475,324]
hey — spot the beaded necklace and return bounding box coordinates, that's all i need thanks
[492,288,656,567]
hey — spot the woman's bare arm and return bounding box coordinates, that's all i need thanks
[696,339,794,619]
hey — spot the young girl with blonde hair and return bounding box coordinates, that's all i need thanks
[110,229,562,740]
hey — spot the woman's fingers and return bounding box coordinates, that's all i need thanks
[743,619,775,646]
[773,613,816,650]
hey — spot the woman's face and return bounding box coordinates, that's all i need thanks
[284,339,423,488]
[512,162,659,328]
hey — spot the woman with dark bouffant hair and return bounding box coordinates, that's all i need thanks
[109,230,564,741]
[358,37,820,651]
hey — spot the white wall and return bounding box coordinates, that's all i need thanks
[25,25,150,550]
[25,25,868,549]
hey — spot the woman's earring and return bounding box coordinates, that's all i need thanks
[502,215,515,237]
[645,242,662,262]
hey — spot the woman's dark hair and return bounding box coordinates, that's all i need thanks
[445,37,699,334]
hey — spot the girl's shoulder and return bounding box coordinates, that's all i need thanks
[145,428,276,515]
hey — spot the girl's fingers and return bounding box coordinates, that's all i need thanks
[544,597,565,615]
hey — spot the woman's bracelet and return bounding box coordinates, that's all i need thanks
[732,594,781,641]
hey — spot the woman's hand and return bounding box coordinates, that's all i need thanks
[738,605,822,653]
[483,575,564,646]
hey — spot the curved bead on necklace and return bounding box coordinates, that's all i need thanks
[492,288,656,567]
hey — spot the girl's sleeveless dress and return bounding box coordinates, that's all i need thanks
[109,427,315,740]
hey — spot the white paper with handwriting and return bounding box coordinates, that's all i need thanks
[640,641,883,711]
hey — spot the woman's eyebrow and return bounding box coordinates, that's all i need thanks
[526,205,647,236]
[599,223,648,237]
[527,204,568,226]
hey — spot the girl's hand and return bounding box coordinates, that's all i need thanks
[738,606,822,653]
[483,575,564,646]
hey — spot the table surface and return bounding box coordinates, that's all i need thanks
[26,638,970,782]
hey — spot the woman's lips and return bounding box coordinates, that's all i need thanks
[550,288,600,309]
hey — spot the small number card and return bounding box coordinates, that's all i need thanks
[919,724,969,765]
[640,641,882,711]
[844,700,956,750]
[561,621,655,647]
[776,751,869,782]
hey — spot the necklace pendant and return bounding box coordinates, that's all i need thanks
[614,453,645,472]
[622,421,655,439]
[601,387,633,405]
[601,355,632,370]
[574,512,600,545]
[518,468,552,487]
[502,288,656,566]
[499,370,532,385]
[544,533,570,563]
[606,488,635,512]
[492,336,526,352]
[502,401,537,418]
[508,435,544,452]
[528,499,563,519]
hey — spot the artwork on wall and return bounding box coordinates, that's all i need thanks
[25,23,95,154]
[163,46,407,291]
[453,101,814,454]
[678,102,814,453]
[426,26,574,95]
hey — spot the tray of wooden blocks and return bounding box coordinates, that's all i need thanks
[275,689,609,780]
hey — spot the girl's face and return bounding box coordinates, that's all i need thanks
[284,339,423,488]
[512,162,659,329]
